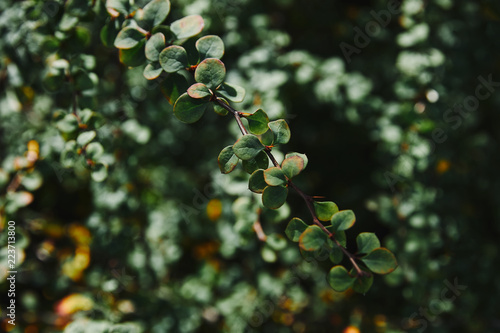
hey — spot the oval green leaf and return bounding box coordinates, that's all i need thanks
[173,92,209,123]
[86,142,104,160]
[329,245,343,264]
[114,27,146,49]
[76,131,96,147]
[314,201,339,222]
[232,134,265,160]
[196,35,225,60]
[281,155,306,179]
[218,145,239,174]
[285,217,308,242]
[249,169,267,193]
[140,0,170,29]
[330,210,356,231]
[145,33,166,61]
[187,83,212,99]
[242,151,269,174]
[268,119,291,145]
[299,225,327,252]
[119,39,146,67]
[262,185,288,209]
[285,152,308,169]
[215,82,246,103]
[91,162,108,182]
[143,62,163,80]
[195,58,226,90]
[263,167,287,186]
[356,233,381,256]
[170,15,204,40]
[352,270,374,294]
[246,109,269,135]
[159,45,188,73]
[328,265,355,292]
[361,248,398,275]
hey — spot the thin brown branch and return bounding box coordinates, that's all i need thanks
[253,209,267,242]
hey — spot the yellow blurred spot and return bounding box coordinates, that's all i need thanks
[27,140,39,153]
[374,314,387,328]
[206,199,222,221]
[117,300,135,314]
[68,224,92,246]
[343,325,360,333]
[436,159,450,174]
[22,86,35,101]
[62,246,90,281]
[55,293,93,316]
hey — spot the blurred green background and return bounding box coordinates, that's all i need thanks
[1,0,500,332]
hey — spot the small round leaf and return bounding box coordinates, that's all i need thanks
[330,210,356,231]
[328,265,355,292]
[281,155,306,179]
[242,151,269,174]
[232,134,265,160]
[263,167,287,186]
[143,62,163,80]
[285,217,308,242]
[356,233,381,256]
[218,146,239,174]
[195,58,226,90]
[313,201,339,222]
[246,109,269,135]
[159,45,188,73]
[196,35,224,60]
[140,0,171,29]
[187,83,212,99]
[216,82,246,103]
[299,225,327,252]
[361,248,398,275]
[249,169,267,193]
[268,119,291,145]
[76,131,96,147]
[114,27,146,49]
[173,92,209,123]
[145,33,166,61]
[171,15,204,40]
[262,185,288,209]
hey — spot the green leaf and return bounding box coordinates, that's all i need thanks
[91,162,108,182]
[61,140,78,167]
[119,39,146,67]
[242,151,269,174]
[268,119,291,145]
[173,93,208,123]
[314,201,339,222]
[170,15,204,40]
[140,0,170,29]
[284,152,308,169]
[143,62,163,80]
[335,230,347,247]
[285,217,308,242]
[218,146,239,174]
[159,45,188,73]
[352,271,374,294]
[195,58,226,90]
[328,266,355,292]
[281,155,307,179]
[196,35,224,60]
[160,72,189,105]
[216,82,246,103]
[248,169,267,193]
[262,185,288,209]
[187,83,212,99]
[145,33,166,61]
[77,131,96,146]
[232,134,265,160]
[56,114,79,133]
[66,0,90,17]
[356,233,381,256]
[330,210,356,231]
[263,167,287,186]
[266,234,287,251]
[106,0,130,17]
[246,109,269,135]
[114,27,146,49]
[260,129,274,146]
[299,225,327,251]
[329,246,343,264]
[361,248,398,275]
[86,142,104,160]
